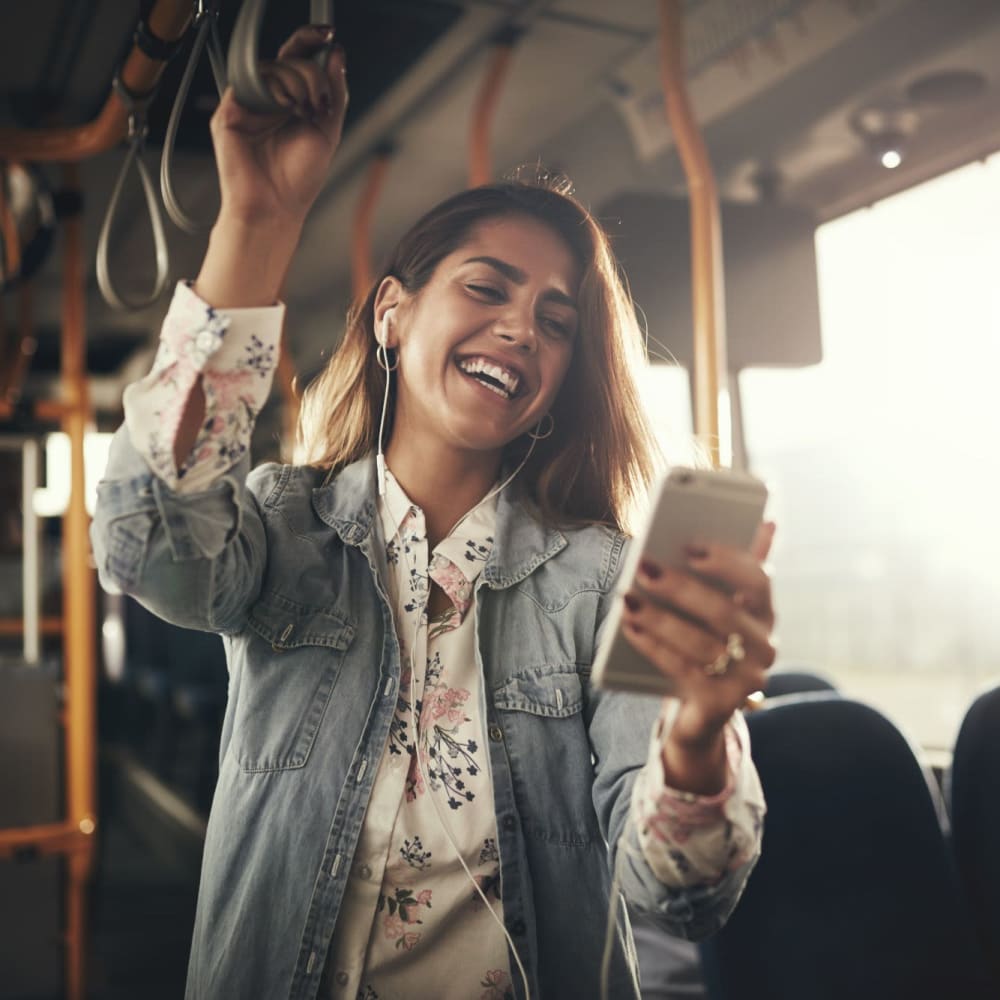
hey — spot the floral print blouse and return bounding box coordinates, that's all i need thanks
[124,283,766,1000]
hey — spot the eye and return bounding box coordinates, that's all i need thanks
[542,315,574,338]
[466,283,503,301]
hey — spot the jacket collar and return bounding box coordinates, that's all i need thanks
[311,454,567,587]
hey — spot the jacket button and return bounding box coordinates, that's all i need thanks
[335,970,349,986]
[488,725,503,742]
[510,918,526,936]
[502,814,516,832]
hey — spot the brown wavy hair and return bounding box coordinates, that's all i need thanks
[295,175,660,532]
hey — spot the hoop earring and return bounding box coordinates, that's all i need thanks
[528,413,555,440]
[375,344,398,372]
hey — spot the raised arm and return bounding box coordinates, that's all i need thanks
[174,25,348,469]
[92,26,349,632]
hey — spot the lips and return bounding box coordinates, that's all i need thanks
[456,355,524,400]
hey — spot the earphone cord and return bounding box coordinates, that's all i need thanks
[380,487,532,1000]
[376,360,533,999]
[600,832,644,1000]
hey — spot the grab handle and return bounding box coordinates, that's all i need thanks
[227,0,335,115]
[161,2,227,233]
[96,77,170,310]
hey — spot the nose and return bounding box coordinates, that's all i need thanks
[491,308,537,353]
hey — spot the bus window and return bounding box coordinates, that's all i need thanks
[636,360,699,469]
[739,151,1000,757]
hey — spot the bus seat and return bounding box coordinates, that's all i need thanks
[947,683,1000,991]
[764,668,838,699]
[698,695,993,1000]
[631,672,840,999]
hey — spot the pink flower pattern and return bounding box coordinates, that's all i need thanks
[480,968,514,1000]
[126,282,280,493]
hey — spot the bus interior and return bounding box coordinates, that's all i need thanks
[1,0,999,997]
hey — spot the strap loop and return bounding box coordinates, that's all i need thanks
[160,3,227,233]
[228,0,335,115]
[96,74,170,311]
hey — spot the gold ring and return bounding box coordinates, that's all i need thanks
[703,652,731,676]
[703,633,746,677]
[726,632,746,662]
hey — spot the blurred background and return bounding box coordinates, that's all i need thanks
[2,0,999,996]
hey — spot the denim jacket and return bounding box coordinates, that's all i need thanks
[91,427,757,1000]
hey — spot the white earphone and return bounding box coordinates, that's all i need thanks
[376,314,394,496]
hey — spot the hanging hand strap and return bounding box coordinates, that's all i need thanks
[227,0,335,115]
[161,0,227,233]
[96,75,170,311]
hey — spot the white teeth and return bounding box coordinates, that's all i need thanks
[457,357,521,398]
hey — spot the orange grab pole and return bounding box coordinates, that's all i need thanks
[0,0,192,161]
[0,164,22,278]
[350,148,393,303]
[59,162,98,1000]
[468,34,518,188]
[658,0,729,468]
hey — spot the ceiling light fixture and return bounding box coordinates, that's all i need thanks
[850,104,920,172]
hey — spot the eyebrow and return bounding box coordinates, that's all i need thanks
[463,255,578,310]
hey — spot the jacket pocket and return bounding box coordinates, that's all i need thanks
[233,592,355,772]
[492,669,584,718]
[492,668,598,846]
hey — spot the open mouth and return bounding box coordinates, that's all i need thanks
[456,357,523,400]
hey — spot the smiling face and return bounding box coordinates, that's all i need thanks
[376,214,581,468]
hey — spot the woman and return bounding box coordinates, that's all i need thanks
[92,25,774,1000]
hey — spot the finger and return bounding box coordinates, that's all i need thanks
[624,592,776,669]
[730,607,778,669]
[623,591,727,668]
[621,618,768,694]
[277,24,336,61]
[258,66,297,111]
[259,62,313,114]
[750,521,777,562]
[211,86,284,134]
[636,562,743,638]
[277,58,334,117]
[680,547,774,623]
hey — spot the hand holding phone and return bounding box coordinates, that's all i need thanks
[592,467,770,697]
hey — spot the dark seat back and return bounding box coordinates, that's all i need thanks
[764,668,837,699]
[948,683,1000,990]
[699,695,992,1000]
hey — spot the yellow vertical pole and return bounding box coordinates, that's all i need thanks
[658,0,730,467]
[59,162,97,1000]
[468,34,516,188]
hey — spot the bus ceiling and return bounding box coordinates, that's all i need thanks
[0,0,999,403]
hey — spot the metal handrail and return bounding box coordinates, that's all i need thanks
[227,0,335,115]
[161,1,227,233]
[95,77,171,310]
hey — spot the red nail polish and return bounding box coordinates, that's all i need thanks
[640,559,661,580]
